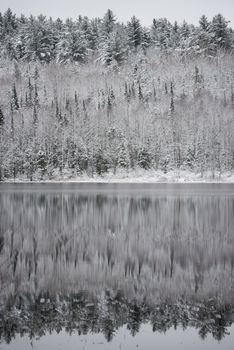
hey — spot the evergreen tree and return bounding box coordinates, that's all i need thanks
[141,28,151,53]
[118,143,130,168]
[80,16,99,52]
[89,19,100,51]
[180,21,190,39]
[199,15,210,31]
[22,15,58,61]
[196,15,212,50]
[57,29,87,63]
[151,18,172,49]
[127,16,142,50]
[171,21,180,47]
[210,14,231,50]
[37,150,47,178]
[101,9,116,37]
[138,148,152,169]
[2,8,17,36]
[99,30,126,65]
[95,150,109,175]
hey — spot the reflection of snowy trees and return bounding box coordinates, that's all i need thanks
[0,191,233,304]
[0,291,232,344]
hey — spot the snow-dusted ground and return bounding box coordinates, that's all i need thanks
[2,168,234,183]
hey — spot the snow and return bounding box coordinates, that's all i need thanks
[3,168,234,183]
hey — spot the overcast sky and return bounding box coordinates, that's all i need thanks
[1,0,234,27]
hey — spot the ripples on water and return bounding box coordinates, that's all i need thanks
[0,183,234,348]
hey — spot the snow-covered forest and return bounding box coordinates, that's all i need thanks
[0,9,234,180]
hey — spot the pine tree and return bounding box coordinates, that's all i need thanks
[118,143,130,168]
[3,8,17,36]
[180,21,190,39]
[199,15,210,31]
[99,30,126,66]
[138,148,152,169]
[57,29,87,63]
[141,29,151,53]
[101,9,116,37]
[196,15,212,50]
[171,21,180,47]
[79,16,98,52]
[21,14,58,61]
[127,16,142,50]
[95,150,109,175]
[210,14,231,50]
[37,150,47,179]
[151,18,172,49]
[89,19,100,51]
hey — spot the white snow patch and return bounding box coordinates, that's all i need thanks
[3,168,234,183]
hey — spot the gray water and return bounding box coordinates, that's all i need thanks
[0,183,234,349]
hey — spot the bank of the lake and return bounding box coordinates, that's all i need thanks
[2,169,234,183]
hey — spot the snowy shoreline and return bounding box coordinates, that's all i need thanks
[2,169,234,184]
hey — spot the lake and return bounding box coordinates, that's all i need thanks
[0,183,234,349]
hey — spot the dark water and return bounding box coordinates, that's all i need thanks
[0,183,234,349]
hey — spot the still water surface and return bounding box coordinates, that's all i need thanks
[0,183,234,349]
[4,324,234,350]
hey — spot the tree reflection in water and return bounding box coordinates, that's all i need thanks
[0,184,234,344]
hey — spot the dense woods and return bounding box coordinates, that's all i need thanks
[0,9,234,180]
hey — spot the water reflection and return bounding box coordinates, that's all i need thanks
[0,184,234,344]
[0,292,233,344]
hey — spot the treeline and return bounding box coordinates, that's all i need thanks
[0,8,233,65]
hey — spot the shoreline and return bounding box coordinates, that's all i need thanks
[1,169,234,184]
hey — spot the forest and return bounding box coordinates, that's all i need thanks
[0,8,234,180]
